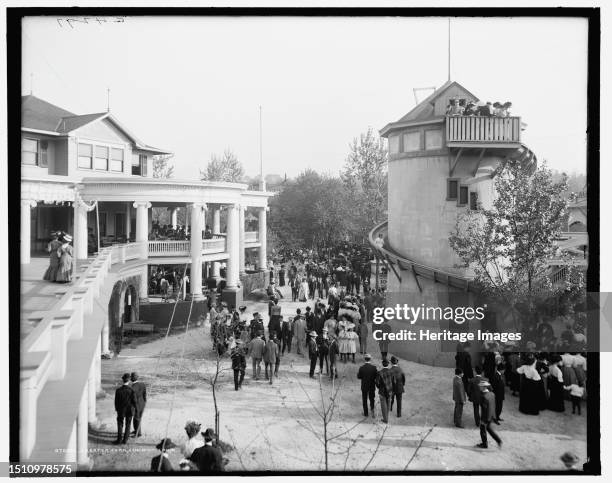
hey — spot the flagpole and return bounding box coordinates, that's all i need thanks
[448,18,451,81]
[259,105,264,190]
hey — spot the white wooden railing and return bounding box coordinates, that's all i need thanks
[148,240,191,257]
[446,116,521,143]
[148,238,227,257]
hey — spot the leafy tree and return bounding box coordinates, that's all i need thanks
[152,154,175,179]
[341,128,388,238]
[200,149,245,182]
[269,170,350,254]
[449,159,584,325]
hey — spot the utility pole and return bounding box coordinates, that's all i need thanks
[448,18,451,82]
[259,105,265,191]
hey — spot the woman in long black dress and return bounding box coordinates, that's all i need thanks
[547,354,565,412]
[517,355,542,415]
[43,231,62,281]
[536,353,550,410]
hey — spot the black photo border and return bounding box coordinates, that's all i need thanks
[7,6,601,476]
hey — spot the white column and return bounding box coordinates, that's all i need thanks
[189,202,206,300]
[101,319,109,355]
[73,203,88,260]
[226,204,240,289]
[239,205,246,275]
[171,208,178,229]
[211,205,221,278]
[133,201,151,259]
[76,388,89,468]
[21,200,36,264]
[88,360,97,423]
[94,336,101,392]
[20,375,37,459]
[125,202,131,241]
[185,205,190,235]
[258,207,267,272]
[139,265,148,302]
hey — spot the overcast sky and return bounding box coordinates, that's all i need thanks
[22,15,588,179]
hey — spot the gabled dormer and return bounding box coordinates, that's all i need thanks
[21,95,171,180]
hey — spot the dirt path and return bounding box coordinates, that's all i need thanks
[90,285,587,472]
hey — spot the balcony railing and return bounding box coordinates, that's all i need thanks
[148,238,227,257]
[446,116,521,144]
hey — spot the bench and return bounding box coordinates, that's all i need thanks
[123,322,156,334]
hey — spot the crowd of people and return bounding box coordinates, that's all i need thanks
[148,266,187,302]
[446,97,513,117]
[454,334,587,449]
[149,222,217,241]
[42,230,74,283]
[207,281,386,387]
[113,371,226,473]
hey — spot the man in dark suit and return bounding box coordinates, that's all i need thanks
[190,428,224,472]
[130,372,147,438]
[453,368,467,428]
[114,373,137,444]
[467,366,487,427]
[375,358,395,423]
[357,354,378,418]
[476,381,502,449]
[389,356,406,417]
[491,363,506,424]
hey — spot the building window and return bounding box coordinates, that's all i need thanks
[447,178,459,200]
[458,185,469,206]
[110,148,124,172]
[402,131,420,152]
[140,154,148,176]
[95,145,109,170]
[21,138,48,166]
[132,154,148,176]
[22,138,38,165]
[469,191,479,210]
[425,129,443,150]
[389,135,400,154]
[78,143,93,169]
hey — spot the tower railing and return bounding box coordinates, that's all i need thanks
[446,115,521,143]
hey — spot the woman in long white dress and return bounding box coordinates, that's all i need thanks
[346,325,358,363]
[298,278,309,302]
